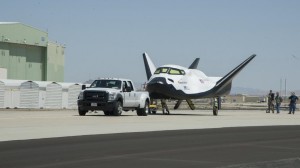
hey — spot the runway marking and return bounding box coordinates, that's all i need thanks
[217,157,300,168]
[249,144,300,151]
[137,157,218,164]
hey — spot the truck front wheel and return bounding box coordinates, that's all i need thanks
[78,108,87,116]
[103,111,111,116]
[112,101,122,116]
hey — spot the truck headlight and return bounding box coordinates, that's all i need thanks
[78,92,84,100]
[108,92,116,101]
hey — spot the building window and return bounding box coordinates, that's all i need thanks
[1,50,5,56]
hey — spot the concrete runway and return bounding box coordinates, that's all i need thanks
[0,109,299,141]
[1,109,300,167]
[1,126,300,168]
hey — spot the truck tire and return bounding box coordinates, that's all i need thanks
[78,108,87,116]
[112,101,122,116]
[103,111,111,116]
[137,101,149,116]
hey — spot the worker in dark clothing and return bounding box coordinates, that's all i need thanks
[267,90,275,113]
[288,92,298,114]
[161,99,170,115]
[275,92,283,114]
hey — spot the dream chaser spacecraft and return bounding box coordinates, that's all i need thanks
[143,53,256,115]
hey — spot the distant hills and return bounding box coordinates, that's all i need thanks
[230,87,267,96]
[231,87,300,96]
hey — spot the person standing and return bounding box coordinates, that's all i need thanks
[267,90,275,113]
[288,92,298,114]
[161,99,170,115]
[275,92,283,114]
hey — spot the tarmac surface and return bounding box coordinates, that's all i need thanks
[1,109,300,168]
[1,126,300,168]
[0,109,299,141]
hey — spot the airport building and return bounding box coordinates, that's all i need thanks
[0,22,65,82]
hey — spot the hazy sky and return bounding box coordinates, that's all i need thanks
[1,0,299,91]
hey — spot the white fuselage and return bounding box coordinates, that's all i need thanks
[143,52,256,100]
[146,64,222,99]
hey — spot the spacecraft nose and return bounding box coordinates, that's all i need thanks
[147,77,167,85]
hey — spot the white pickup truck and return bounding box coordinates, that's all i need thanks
[77,78,150,116]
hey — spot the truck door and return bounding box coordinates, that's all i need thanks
[122,81,133,107]
[127,81,139,106]
[124,81,135,107]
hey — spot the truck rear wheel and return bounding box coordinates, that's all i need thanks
[137,101,149,116]
[112,101,122,116]
[78,108,87,116]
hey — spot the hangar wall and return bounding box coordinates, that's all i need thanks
[46,42,64,81]
[0,22,64,82]
[0,42,46,81]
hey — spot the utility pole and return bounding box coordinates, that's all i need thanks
[280,78,282,96]
[285,78,287,98]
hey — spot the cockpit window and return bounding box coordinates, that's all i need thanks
[90,80,122,89]
[169,69,181,75]
[154,67,170,74]
[161,68,169,73]
[169,68,185,75]
[154,67,185,75]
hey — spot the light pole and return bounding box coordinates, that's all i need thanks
[285,78,287,98]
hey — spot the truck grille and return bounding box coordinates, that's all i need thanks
[84,91,108,102]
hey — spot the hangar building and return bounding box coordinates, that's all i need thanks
[0,22,65,82]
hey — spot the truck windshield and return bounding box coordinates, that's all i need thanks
[90,80,122,89]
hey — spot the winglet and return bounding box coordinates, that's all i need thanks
[188,58,200,69]
[143,52,156,80]
[216,54,256,87]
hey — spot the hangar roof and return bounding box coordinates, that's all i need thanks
[0,22,19,24]
[0,22,48,47]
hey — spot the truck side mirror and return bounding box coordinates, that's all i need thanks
[82,85,86,90]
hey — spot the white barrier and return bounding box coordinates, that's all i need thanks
[0,79,82,109]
